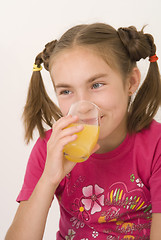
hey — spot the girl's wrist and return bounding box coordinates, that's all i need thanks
[40,171,61,190]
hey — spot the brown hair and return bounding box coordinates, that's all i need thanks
[23,23,161,143]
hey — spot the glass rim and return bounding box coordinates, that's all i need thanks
[67,100,101,114]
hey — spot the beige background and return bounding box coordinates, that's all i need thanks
[1,0,161,239]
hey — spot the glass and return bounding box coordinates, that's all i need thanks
[63,100,100,162]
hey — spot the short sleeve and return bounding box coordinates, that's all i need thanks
[149,139,161,213]
[16,136,48,202]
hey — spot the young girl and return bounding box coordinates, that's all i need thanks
[5,23,161,240]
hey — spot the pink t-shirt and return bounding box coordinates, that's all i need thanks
[17,120,161,239]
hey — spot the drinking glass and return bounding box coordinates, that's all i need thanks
[63,100,100,162]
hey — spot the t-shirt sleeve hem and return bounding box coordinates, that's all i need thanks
[16,189,33,203]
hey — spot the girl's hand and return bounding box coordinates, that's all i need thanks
[42,115,83,186]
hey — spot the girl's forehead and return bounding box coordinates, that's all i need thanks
[51,49,108,80]
[53,46,99,62]
[51,46,110,76]
[50,45,123,81]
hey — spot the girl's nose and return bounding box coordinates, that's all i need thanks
[78,102,92,114]
[75,90,91,103]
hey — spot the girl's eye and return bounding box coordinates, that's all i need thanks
[92,83,103,89]
[59,90,72,95]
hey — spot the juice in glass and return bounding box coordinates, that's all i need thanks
[63,123,100,162]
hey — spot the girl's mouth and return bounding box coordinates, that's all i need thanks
[79,118,99,125]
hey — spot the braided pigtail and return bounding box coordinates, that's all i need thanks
[118,26,161,133]
[23,40,62,143]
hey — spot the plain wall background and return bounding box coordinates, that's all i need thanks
[1,0,161,239]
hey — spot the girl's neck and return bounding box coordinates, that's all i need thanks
[96,121,127,154]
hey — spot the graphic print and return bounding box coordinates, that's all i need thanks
[67,180,151,238]
[65,229,76,240]
[98,182,151,237]
[104,182,148,212]
[81,184,104,215]
[71,198,90,227]
[130,174,144,188]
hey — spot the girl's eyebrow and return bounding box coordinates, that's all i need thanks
[55,73,108,89]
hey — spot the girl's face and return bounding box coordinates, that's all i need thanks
[50,46,131,152]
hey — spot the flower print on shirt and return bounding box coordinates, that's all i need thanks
[92,230,99,238]
[65,229,76,240]
[70,216,85,229]
[81,184,104,215]
[71,198,90,222]
[130,174,144,188]
[136,178,144,188]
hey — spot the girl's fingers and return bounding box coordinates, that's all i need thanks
[58,134,78,149]
[48,134,78,156]
[50,115,81,142]
[53,115,78,132]
[59,124,84,139]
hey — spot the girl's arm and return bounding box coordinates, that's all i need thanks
[5,175,58,240]
[150,213,161,240]
[5,115,81,240]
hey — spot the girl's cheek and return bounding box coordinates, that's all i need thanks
[58,103,70,116]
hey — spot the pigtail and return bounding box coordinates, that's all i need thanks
[23,40,62,143]
[118,26,161,133]
[128,61,161,133]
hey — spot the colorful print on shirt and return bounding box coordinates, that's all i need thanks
[58,175,151,239]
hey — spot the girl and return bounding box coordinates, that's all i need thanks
[5,23,161,239]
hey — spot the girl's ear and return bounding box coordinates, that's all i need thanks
[128,67,141,96]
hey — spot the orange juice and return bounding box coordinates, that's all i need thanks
[63,123,100,162]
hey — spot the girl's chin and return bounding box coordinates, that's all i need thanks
[98,131,111,141]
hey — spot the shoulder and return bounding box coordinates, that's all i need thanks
[135,120,161,144]
[40,129,52,143]
[28,129,52,165]
[133,120,161,167]
[34,129,52,148]
[16,129,53,202]
[132,120,161,162]
[142,119,161,135]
